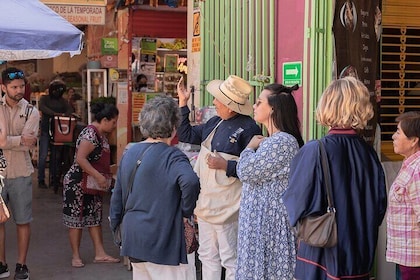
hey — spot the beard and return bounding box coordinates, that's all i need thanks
[7,92,24,102]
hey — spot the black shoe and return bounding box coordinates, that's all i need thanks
[38,181,48,189]
[0,262,10,279]
[14,263,29,280]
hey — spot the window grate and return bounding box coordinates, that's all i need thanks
[380,26,420,160]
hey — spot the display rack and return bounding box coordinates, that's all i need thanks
[86,69,107,123]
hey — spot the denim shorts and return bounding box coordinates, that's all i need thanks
[2,176,33,224]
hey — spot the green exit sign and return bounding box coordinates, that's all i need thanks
[283,62,302,86]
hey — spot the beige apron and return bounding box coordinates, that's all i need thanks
[193,121,242,224]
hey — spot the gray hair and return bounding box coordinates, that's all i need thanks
[138,95,180,139]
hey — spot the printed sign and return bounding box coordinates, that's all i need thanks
[100,55,118,68]
[42,0,106,6]
[101,38,118,55]
[333,0,381,145]
[283,62,302,86]
[47,4,105,25]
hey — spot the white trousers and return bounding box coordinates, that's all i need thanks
[132,253,196,280]
[197,218,238,280]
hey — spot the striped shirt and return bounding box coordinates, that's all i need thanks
[386,150,420,267]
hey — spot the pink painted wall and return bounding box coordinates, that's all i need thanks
[276,0,306,127]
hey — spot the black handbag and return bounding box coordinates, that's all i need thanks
[296,140,337,248]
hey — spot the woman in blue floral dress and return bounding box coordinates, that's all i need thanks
[236,84,304,280]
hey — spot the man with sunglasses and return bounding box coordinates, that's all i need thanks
[0,67,39,280]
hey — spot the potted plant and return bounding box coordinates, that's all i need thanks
[90,96,116,106]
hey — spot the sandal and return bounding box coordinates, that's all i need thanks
[93,255,120,263]
[72,258,85,268]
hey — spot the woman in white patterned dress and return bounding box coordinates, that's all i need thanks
[236,84,304,280]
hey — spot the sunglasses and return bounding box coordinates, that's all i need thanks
[7,71,25,80]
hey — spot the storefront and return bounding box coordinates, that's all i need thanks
[127,6,188,138]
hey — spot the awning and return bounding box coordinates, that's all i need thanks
[0,0,84,61]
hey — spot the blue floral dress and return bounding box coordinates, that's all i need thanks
[236,132,298,280]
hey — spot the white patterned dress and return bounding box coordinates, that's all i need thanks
[236,132,298,280]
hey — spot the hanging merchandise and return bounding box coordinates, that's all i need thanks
[138,38,157,91]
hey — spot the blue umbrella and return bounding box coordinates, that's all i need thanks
[0,0,84,60]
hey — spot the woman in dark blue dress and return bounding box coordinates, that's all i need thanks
[283,77,387,280]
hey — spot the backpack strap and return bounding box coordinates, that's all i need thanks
[24,104,34,122]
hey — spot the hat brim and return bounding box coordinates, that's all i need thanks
[206,80,253,115]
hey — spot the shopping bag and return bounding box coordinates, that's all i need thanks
[50,115,76,143]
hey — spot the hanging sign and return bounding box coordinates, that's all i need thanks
[101,38,118,55]
[192,11,201,52]
[333,0,381,145]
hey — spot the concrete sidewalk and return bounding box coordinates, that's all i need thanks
[4,172,132,280]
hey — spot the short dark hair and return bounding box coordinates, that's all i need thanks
[396,111,420,144]
[2,67,25,85]
[139,95,180,139]
[91,102,119,122]
[136,74,147,83]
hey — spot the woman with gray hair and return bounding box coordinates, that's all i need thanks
[110,95,200,280]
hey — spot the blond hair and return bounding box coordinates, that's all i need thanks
[316,77,373,129]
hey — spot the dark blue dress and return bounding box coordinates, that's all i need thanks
[282,131,387,280]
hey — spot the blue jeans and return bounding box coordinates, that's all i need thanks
[37,131,50,183]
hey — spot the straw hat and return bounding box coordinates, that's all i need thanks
[206,75,253,115]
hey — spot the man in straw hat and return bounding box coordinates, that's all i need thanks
[177,75,261,280]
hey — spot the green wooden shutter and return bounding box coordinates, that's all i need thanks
[304,0,334,140]
[199,0,275,107]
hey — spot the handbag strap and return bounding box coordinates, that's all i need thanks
[56,115,74,135]
[122,143,157,215]
[317,140,335,213]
